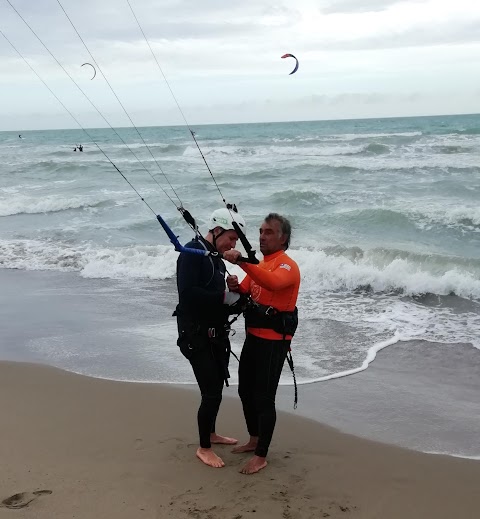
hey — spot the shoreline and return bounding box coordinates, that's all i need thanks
[278,339,480,460]
[5,336,479,462]
[1,268,479,460]
[1,360,480,519]
[175,336,480,461]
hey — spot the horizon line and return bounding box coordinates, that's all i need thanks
[1,111,480,134]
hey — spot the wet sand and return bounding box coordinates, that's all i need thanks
[1,361,480,519]
[277,339,480,459]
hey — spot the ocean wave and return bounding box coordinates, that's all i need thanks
[47,149,95,157]
[183,143,373,158]
[358,300,480,352]
[346,142,390,156]
[405,205,480,232]
[433,145,473,154]
[269,188,330,207]
[327,205,480,234]
[183,145,265,157]
[271,132,422,143]
[241,169,280,180]
[37,143,189,162]
[0,240,85,271]
[181,139,397,160]
[0,239,178,279]
[325,131,422,141]
[452,128,480,135]
[16,160,103,174]
[1,238,479,301]
[110,142,188,155]
[439,207,480,227]
[290,247,480,301]
[331,208,415,229]
[0,193,117,216]
[80,245,178,279]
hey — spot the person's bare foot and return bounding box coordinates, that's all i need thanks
[210,433,238,445]
[232,436,258,453]
[196,447,225,468]
[240,455,268,474]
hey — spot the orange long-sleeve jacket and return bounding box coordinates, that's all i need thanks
[239,250,300,340]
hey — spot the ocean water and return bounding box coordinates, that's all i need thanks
[1,115,480,386]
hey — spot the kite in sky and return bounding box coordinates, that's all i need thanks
[281,53,299,75]
[81,62,96,80]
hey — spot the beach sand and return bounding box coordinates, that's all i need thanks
[1,362,479,519]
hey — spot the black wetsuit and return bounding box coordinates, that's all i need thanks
[238,335,290,457]
[175,237,231,449]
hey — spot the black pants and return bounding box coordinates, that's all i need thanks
[238,334,290,458]
[180,335,230,449]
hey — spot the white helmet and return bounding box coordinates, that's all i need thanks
[209,207,246,233]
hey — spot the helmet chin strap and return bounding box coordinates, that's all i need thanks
[212,227,227,250]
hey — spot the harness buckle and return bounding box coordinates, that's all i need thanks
[264,306,275,316]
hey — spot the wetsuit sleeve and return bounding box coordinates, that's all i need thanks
[241,261,296,291]
[177,251,225,308]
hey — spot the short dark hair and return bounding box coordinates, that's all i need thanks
[265,213,292,250]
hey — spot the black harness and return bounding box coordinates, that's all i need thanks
[244,303,298,336]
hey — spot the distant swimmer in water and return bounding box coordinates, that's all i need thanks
[18,134,22,138]
[79,144,83,152]
[73,146,77,151]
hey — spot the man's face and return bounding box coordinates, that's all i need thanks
[259,219,285,256]
[214,229,239,253]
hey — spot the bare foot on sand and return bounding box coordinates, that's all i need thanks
[196,447,225,468]
[240,455,268,475]
[232,436,258,453]
[210,433,238,445]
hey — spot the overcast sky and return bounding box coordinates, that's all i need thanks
[1,0,480,130]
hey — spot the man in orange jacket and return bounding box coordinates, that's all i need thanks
[223,213,300,474]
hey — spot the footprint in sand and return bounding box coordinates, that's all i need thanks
[1,490,52,509]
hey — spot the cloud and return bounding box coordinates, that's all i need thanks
[1,0,480,130]
[320,0,424,15]
[297,0,480,52]
[311,20,480,51]
[1,0,299,45]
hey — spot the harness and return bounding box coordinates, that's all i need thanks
[175,314,233,386]
[245,302,299,408]
[244,303,298,336]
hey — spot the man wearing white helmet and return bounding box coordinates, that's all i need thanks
[175,205,246,468]
[208,207,246,249]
